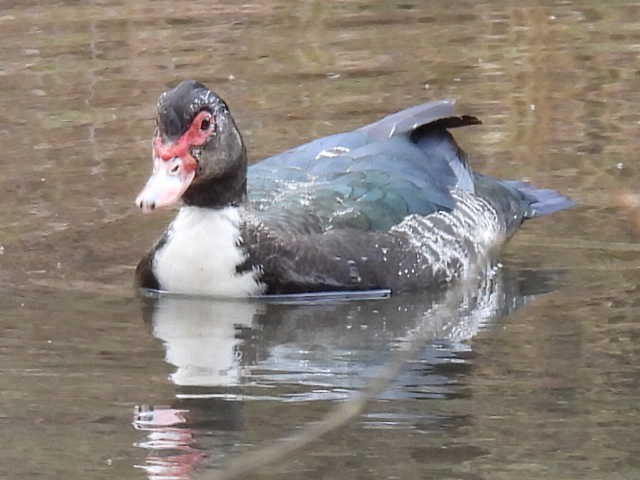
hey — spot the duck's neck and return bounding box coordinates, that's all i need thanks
[182,161,247,209]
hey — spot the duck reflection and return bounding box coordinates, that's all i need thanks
[134,266,558,478]
[147,299,261,387]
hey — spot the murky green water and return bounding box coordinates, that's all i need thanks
[2,1,640,479]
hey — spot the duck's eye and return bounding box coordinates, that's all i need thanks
[200,117,211,131]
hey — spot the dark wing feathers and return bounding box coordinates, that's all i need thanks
[241,223,444,294]
[248,99,481,232]
[362,99,457,140]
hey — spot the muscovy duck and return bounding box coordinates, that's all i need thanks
[135,80,572,297]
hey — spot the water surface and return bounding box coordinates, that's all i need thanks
[2,1,640,479]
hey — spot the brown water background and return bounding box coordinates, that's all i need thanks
[1,1,640,479]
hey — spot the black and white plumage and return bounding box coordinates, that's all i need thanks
[135,80,573,296]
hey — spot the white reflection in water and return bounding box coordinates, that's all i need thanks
[151,299,261,386]
[146,266,535,392]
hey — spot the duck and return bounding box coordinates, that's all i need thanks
[135,80,573,297]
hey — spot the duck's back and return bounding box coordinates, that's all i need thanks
[248,101,488,233]
[240,101,570,294]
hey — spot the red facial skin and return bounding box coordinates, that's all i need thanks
[136,111,216,213]
[153,110,215,172]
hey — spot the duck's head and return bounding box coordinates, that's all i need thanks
[136,80,247,212]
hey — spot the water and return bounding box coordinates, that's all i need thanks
[2,1,640,479]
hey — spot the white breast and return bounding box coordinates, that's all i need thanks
[153,206,264,297]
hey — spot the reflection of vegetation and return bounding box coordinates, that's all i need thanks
[2,2,640,478]
[3,0,636,270]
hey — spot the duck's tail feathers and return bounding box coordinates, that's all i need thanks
[502,180,575,219]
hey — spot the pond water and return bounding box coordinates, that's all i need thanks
[2,1,640,479]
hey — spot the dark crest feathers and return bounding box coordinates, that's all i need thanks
[156,80,228,138]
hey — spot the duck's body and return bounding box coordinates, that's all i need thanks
[135,80,572,296]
